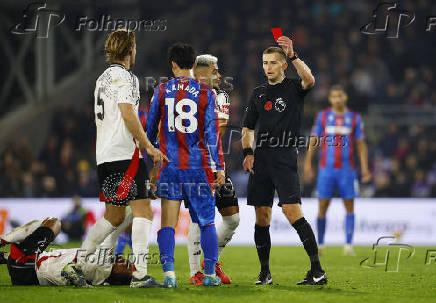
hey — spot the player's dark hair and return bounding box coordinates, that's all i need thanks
[329,84,346,93]
[263,46,287,61]
[168,42,196,69]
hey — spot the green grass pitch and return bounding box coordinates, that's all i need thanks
[1,244,436,303]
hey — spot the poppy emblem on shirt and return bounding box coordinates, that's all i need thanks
[264,101,272,111]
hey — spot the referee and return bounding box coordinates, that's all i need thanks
[241,36,327,285]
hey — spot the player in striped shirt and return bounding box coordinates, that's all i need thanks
[146,43,226,287]
[186,54,239,285]
[304,85,371,256]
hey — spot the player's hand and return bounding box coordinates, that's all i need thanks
[148,164,159,199]
[215,170,226,186]
[277,36,294,58]
[146,146,169,164]
[361,169,372,183]
[304,163,314,183]
[149,182,158,200]
[243,155,254,174]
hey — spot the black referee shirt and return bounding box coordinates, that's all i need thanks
[243,77,310,149]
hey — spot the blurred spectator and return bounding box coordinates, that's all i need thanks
[61,195,88,241]
[1,0,436,198]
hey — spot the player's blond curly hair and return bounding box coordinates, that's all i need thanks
[104,29,135,63]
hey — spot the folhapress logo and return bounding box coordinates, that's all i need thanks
[361,2,415,38]
[11,2,65,38]
[361,2,436,38]
[360,236,415,272]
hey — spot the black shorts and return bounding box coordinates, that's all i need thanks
[247,147,301,207]
[97,159,150,206]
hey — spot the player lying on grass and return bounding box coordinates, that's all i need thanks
[146,43,226,287]
[185,54,240,285]
[0,217,132,286]
[304,85,371,256]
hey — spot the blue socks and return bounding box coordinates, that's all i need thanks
[157,227,175,272]
[115,233,132,255]
[317,214,355,245]
[345,214,355,244]
[158,224,218,275]
[317,217,326,245]
[200,224,218,275]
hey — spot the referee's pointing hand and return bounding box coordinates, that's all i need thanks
[243,155,254,174]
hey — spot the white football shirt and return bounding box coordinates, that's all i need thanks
[94,64,142,165]
[214,89,230,120]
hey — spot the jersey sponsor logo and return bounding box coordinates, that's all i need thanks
[274,97,286,112]
[325,125,352,135]
[220,104,230,114]
[264,101,272,111]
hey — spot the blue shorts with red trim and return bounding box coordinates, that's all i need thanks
[316,168,358,199]
[157,168,216,227]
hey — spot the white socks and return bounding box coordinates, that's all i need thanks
[187,222,201,277]
[187,213,240,277]
[99,207,133,251]
[217,213,240,256]
[1,219,43,243]
[131,217,152,279]
[79,217,116,266]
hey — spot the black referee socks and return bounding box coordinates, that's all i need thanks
[292,217,323,272]
[254,224,271,273]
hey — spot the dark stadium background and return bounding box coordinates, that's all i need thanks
[1,0,435,199]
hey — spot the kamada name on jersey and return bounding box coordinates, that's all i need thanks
[165,83,200,97]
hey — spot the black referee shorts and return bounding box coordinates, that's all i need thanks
[247,147,301,207]
[97,159,151,206]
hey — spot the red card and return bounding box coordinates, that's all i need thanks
[271,28,283,41]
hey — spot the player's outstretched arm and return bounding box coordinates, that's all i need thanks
[118,103,168,164]
[277,36,315,90]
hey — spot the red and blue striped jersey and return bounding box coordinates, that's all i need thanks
[146,76,225,170]
[311,108,364,170]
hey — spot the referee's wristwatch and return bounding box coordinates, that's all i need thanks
[289,52,298,61]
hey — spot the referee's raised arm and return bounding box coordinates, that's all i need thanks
[276,36,315,90]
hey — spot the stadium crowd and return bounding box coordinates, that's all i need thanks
[1,0,435,198]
